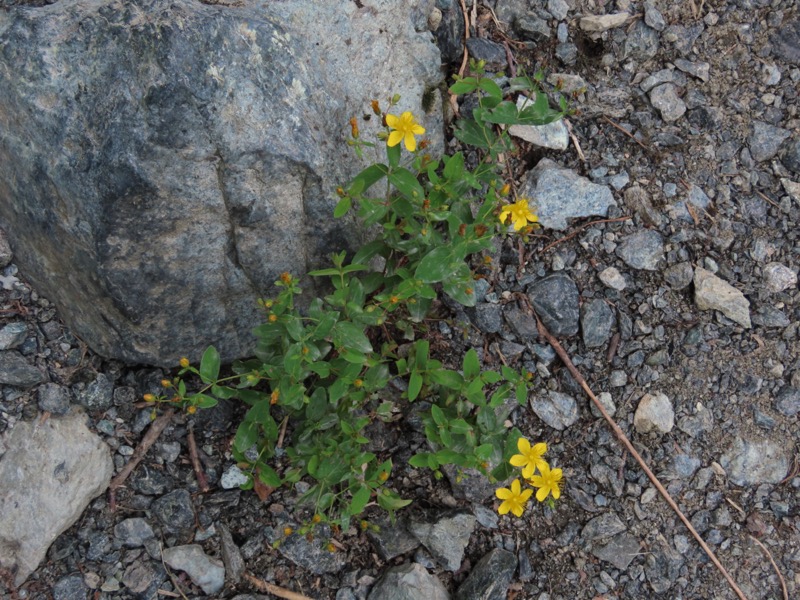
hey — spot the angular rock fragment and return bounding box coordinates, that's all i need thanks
[408,511,475,572]
[162,545,225,595]
[508,97,569,150]
[455,548,517,600]
[367,562,449,600]
[615,230,664,270]
[693,267,751,328]
[634,392,674,434]
[580,13,630,33]
[0,411,113,586]
[527,273,580,337]
[521,158,616,231]
[720,437,792,486]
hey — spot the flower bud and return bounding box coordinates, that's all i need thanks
[143,393,155,403]
[179,357,190,368]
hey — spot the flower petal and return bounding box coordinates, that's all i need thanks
[509,454,527,467]
[536,486,549,502]
[517,437,531,454]
[512,504,525,517]
[519,488,533,502]
[510,479,521,494]
[521,463,535,480]
[497,501,510,515]
[404,132,417,152]
[551,487,560,500]
[532,442,547,457]
[496,487,512,500]
[385,114,399,128]
[412,124,426,135]
[387,131,403,147]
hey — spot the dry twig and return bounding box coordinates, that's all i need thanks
[749,536,788,600]
[108,408,175,511]
[564,118,586,161]
[187,423,210,492]
[448,0,472,116]
[531,313,749,600]
[243,572,315,600]
[602,115,648,150]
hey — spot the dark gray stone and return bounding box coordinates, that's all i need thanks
[581,512,627,542]
[37,383,72,415]
[121,560,166,596]
[643,2,666,31]
[720,437,791,486]
[649,84,686,123]
[0,0,443,367]
[592,533,641,570]
[366,519,420,561]
[131,464,171,496]
[0,350,46,388]
[408,511,475,572]
[774,386,800,417]
[780,137,800,173]
[367,562,449,600]
[455,548,517,600]
[517,16,551,43]
[470,303,503,334]
[503,306,539,340]
[0,229,11,268]
[152,489,195,533]
[0,323,27,351]
[674,59,710,82]
[644,537,684,594]
[114,518,155,548]
[615,230,664,270]
[555,42,578,64]
[770,19,800,65]
[581,299,615,348]
[77,373,114,411]
[670,455,701,479]
[464,38,507,69]
[433,0,466,64]
[665,22,705,56]
[663,262,693,290]
[52,573,88,600]
[622,21,660,61]
[520,158,616,231]
[530,390,578,430]
[527,273,580,337]
[749,121,792,162]
[276,524,347,575]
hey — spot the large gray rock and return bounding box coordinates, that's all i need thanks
[521,158,616,231]
[455,548,517,600]
[720,437,792,486]
[0,410,113,586]
[693,267,751,328]
[0,0,443,366]
[408,511,475,572]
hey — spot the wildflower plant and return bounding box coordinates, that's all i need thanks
[159,61,567,532]
[496,437,562,516]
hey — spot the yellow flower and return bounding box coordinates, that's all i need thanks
[509,438,548,479]
[179,357,190,368]
[529,462,563,502]
[495,479,533,517]
[386,111,425,152]
[499,199,538,231]
[187,405,197,414]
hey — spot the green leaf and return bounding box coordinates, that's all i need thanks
[443,152,465,181]
[349,163,387,195]
[450,419,473,435]
[234,421,259,452]
[434,449,464,465]
[332,322,373,354]
[333,196,351,218]
[453,118,490,149]
[481,371,502,384]
[516,385,528,405]
[352,240,389,265]
[192,394,218,409]
[389,168,425,202]
[448,78,479,95]
[414,340,429,370]
[481,100,520,124]
[429,369,464,390]
[475,443,494,460]
[462,348,480,380]
[408,372,423,401]
[258,465,281,487]
[348,485,371,516]
[409,453,434,469]
[199,346,220,384]
[211,384,237,399]
[377,489,412,511]
[407,297,433,322]
[306,387,327,421]
[478,77,503,100]
[387,142,401,167]
[430,404,446,426]
[415,247,457,283]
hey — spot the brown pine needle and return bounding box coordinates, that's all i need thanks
[243,572,315,600]
[749,536,788,600]
[531,313,749,600]
[187,423,210,492]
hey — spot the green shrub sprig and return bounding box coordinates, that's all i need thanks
[158,61,567,533]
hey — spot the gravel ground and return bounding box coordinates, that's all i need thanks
[1,1,799,599]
